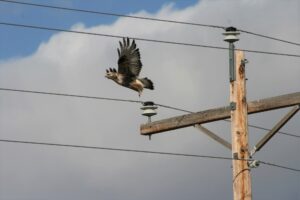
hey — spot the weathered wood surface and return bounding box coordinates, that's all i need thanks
[140,92,300,135]
[230,51,251,200]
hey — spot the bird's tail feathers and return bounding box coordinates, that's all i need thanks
[140,77,154,90]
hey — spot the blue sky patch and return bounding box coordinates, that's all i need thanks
[0,0,199,59]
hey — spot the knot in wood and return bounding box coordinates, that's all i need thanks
[240,147,248,153]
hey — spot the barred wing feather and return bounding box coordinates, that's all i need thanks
[117,38,142,77]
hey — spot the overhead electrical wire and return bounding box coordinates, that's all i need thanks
[238,29,300,47]
[0,0,299,175]
[0,87,142,104]
[0,87,299,139]
[0,88,299,172]
[223,119,300,138]
[0,0,224,29]
[0,138,299,172]
[259,160,300,172]
[155,103,194,113]
[0,21,227,49]
[0,139,234,161]
[0,22,300,58]
[0,0,300,47]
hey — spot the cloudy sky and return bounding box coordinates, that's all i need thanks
[0,0,299,199]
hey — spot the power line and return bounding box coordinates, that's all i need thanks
[260,160,300,172]
[239,29,300,47]
[223,119,300,138]
[0,138,233,160]
[0,88,185,112]
[0,87,191,112]
[0,138,299,172]
[155,103,194,113]
[1,0,300,47]
[0,21,228,48]
[1,21,300,58]
[0,0,224,29]
[0,87,142,103]
[0,87,299,139]
[0,21,228,49]
[0,88,299,172]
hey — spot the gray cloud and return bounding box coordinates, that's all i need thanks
[0,0,299,199]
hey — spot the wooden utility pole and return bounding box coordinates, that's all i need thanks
[140,27,300,200]
[230,50,252,200]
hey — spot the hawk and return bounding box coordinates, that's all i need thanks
[105,38,154,97]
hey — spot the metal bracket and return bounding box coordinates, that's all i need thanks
[233,152,238,159]
[230,102,236,111]
[241,59,248,66]
[229,43,236,82]
[248,160,260,168]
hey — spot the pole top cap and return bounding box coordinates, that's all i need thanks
[143,101,155,106]
[225,26,238,32]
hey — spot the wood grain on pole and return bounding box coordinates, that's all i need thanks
[230,51,251,200]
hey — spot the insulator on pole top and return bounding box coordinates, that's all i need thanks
[141,101,158,123]
[223,26,240,43]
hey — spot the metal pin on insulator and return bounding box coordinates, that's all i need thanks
[223,27,240,82]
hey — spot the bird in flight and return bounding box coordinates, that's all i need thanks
[105,38,154,97]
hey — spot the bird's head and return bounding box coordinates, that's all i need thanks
[105,68,118,81]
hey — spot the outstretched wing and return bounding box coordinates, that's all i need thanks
[117,38,142,77]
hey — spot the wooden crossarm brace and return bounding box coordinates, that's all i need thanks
[250,105,300,157]
[195,124,232,150]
